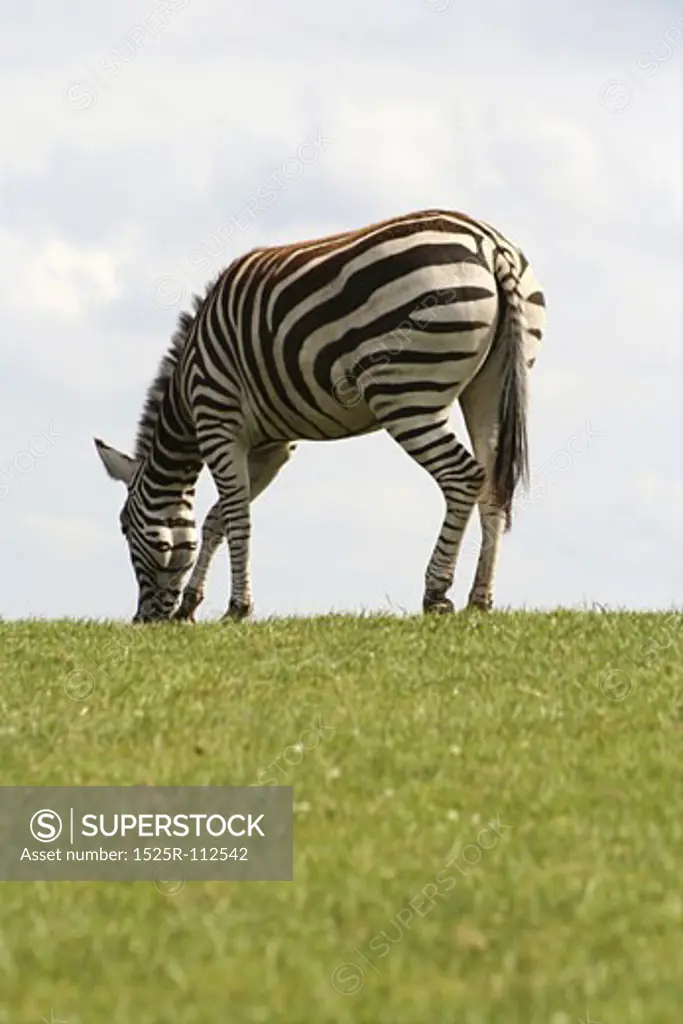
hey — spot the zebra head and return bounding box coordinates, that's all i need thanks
[94,438,198,622]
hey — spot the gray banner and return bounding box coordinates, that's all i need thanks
[0,787,293,881]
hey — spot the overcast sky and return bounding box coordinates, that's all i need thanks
[1,0,680,620]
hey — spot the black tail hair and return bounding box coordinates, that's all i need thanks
[491,249,530,531]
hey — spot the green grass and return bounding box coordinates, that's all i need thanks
[0,611,682,1024]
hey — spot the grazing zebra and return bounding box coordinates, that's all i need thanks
[95,209,546,622]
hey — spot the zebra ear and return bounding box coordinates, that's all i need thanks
[93,438,139,486]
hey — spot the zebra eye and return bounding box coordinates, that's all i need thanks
[157,541,172,553]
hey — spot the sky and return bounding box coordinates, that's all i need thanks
[0,0,681,621]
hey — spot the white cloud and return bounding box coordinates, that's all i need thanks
[635,473,683,510]
[0,230,131,318]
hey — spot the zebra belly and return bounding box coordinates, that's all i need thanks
[254,326,496,443]
[220,254,500,445]
[242,390,380,443]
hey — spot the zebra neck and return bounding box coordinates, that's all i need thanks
[137,415,202,513]
[135,438,202,509]
[140,365,202,494]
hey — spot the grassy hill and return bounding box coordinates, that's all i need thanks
[0,611,681,1023]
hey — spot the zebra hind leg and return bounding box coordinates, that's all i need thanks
[459,356,508,613]
[376,407,486,614]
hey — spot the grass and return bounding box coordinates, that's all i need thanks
[0,610,681,1023]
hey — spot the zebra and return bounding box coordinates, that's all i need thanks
[95,209,546,622]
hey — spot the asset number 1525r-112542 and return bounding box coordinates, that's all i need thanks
[132,848,249,861]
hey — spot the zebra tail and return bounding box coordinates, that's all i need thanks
[491,248,530,532]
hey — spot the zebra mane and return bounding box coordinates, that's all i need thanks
[133,287,211,462]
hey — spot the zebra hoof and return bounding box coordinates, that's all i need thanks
[173,611,196,624]
[172,591,202,622]
[171,606,196,623]
[222,599,253,622]
[423,596,454,615]
[467,595,493,612]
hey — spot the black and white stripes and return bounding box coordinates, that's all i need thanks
[95,208,546,621]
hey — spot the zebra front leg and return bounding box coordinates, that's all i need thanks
[173,501,224,621]
[174,441,296,621]
[375,409,486,613]
[198,431,253,621]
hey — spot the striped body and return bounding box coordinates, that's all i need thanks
[95,209,546,621]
